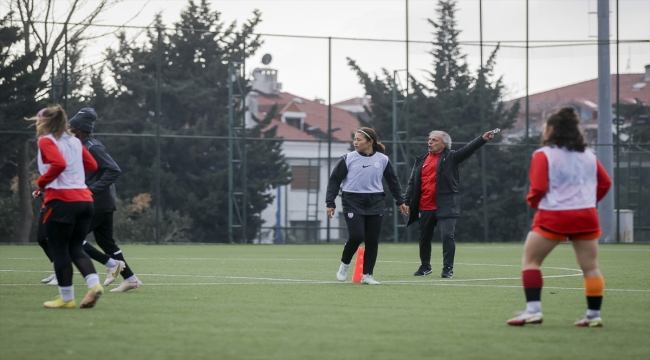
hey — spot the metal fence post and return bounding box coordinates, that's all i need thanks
[615,0,621,242]
[64,24,68,113]
[479,0,489,241]
[525,0,531,230]
[155,26,162,243]
[327,36,332,243]
[228,62,234,244]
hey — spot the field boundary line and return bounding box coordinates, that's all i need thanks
[2,268,649,292]
[1,281,648,292]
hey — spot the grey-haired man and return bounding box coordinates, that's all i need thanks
[403,129,496,278]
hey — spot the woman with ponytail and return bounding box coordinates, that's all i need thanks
[28,105,104,309]
[507,107,612,327]
[325,127,408,285]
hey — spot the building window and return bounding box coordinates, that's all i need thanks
[285,117,302,130]
[291,166,319,190]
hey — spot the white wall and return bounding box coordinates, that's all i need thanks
[257,141,351,243]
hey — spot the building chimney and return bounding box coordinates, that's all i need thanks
[645,65,650,82]
[251,68,281,95]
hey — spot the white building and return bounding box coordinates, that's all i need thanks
[246,68,364,243]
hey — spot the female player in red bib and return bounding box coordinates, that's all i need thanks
[30,105,105,308]
[507,107,612,327]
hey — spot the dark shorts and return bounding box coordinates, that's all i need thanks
[42,200,94,224]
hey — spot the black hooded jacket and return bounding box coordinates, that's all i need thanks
[82,137,121,212]
[404,135,487,226]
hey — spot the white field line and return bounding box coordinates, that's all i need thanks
[0,258,601,272]
[0,281,648,292]
[0,269,582,282]
[0,258,526,264]
[1,268,649,292]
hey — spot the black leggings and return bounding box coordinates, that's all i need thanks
[38,209,111,269]
[341,213,383,275]
[36,209,52,263]
[44,201,97,287]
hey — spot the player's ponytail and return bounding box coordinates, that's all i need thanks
[374,141,386,154]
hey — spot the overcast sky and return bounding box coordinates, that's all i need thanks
[5,0,650,103]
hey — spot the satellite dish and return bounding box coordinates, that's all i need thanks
[261,54,272,65]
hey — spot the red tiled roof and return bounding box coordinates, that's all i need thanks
[263,119,315,141]
[334,96,372,107]
[507,73,649,113]
[257,92,360,142]
[506,73,649,131]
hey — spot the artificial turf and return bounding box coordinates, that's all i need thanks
[1,243,648,360]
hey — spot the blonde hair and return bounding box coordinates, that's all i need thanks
[26,105,71,139]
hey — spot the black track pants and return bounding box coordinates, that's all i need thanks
[82,241,111,265]
[341,213,383,275]
[87,211,135,279]
[417,210,457,270]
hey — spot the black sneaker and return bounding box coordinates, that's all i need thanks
[441,268,453,278]
[414,265,433,276]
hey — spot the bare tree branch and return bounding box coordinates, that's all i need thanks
[42,0,52,47]
[10,0,130,89]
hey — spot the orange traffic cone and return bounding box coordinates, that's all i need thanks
[351,247,365,283]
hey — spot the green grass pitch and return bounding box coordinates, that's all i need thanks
[1,243,649,360]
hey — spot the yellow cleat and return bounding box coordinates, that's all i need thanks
[80,284,104,309]
[44,296,77,309]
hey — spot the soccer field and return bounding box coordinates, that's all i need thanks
[1,243,649,360]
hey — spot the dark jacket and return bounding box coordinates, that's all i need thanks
[326,152,404,215]
[405,135,487,225]
[82,137,121,212]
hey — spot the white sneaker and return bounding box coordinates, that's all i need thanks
[41,273,56,284]
[361,274,380,285]
[336,263,349,282]
[46,277,58,286]
[110,278,142,292]
[507,311,543,326]
[104,260,126,286]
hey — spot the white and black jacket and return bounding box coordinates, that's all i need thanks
[326,151,404,215]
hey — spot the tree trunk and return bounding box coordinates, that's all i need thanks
[13,140,33,243]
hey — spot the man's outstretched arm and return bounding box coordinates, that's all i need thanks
[453,130,496,163]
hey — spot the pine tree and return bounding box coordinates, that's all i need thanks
[89,1,290,242]
[0,15,44,242]
[429,0,470,95]
[348,0,526,241]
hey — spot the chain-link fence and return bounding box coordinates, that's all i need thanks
[2,1,648,244]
